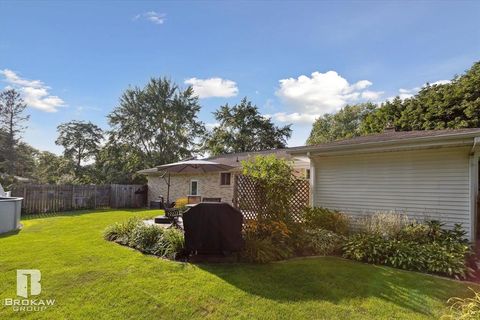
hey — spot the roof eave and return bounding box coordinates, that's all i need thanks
[136,168,159,175]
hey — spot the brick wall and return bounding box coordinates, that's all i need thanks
[147,172,235,205]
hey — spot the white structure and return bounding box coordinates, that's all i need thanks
[0,188,23,233]
[289,128,480,240]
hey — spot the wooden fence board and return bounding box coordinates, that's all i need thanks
[11,184,147,214]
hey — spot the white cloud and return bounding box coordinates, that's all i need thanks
[275,70,382,124]
[1,69,65,112]
[361,90,384,100]
[270,112,318,124]
[133,11,166,25]
[430,79,450,86]
[389,79,451,101]
[74,106,102,116]
[397,87,418,100]
[185,77,238,98]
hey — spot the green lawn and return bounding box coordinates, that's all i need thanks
[0,209,477,319]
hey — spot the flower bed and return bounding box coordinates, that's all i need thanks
[103,217,185,260]
[343,217,472,278]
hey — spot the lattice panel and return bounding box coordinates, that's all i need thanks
[233,175,310,223]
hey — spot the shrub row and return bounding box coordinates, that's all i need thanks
[241,207,472,279]
[302,207,349,235]
[343,221,471,278]
[241,207,347,263]
[103,217,185,260]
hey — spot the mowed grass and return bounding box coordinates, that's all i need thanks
[0,210,478,319]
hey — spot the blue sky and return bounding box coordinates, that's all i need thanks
[1,1,479,154]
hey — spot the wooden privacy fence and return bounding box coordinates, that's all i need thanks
[232,174,310,222]
[11,184,147,214]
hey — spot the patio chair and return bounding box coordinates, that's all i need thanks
[163,207,188,229]
[165,207,184,219]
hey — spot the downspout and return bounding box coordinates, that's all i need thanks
[470,136,480,155]
[307,152,315,207]
[469,137,480,241]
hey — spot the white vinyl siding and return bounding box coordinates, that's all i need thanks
[312,146,472,236]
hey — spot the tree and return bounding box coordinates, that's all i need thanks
[108,77,205,168]
[203,97,292,155]
[55,120,103,175]
[0,131,7,170]
[307,60,480,143]
[307,103,376,145]
[15,142,37,179]
[360,98,405,134]
[33,151,75,184]
[0,89,30,174]
[242,155,296,221]
[94,136,146,184]
[396,62,480,130]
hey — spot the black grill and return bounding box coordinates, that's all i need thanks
[183,202,244,255]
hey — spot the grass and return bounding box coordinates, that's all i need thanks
[0,209,478,319]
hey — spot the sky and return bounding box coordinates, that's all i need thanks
[1,1,480,154]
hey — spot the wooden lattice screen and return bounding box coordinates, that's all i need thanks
[232,174,310,222]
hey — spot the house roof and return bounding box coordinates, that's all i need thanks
[137,148,305,175]
[205,148,294,167]
[288,128,480,155]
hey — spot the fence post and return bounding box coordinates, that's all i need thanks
[110,184,115,209]
[22,186,26,212]
[94,185,97,209]
[72,185,75,210]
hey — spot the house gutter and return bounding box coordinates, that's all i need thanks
[470,136,480,155]
[469,137,480,240]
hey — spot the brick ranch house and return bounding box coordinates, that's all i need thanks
[138,149,310,205]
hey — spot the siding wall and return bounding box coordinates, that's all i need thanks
[148,172,235,205]
[312,146,472,236]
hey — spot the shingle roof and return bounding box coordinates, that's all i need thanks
[137,148,298,174]
[288,128,480,154]
[206,148,293,168]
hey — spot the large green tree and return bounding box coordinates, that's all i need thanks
[108,77,205,168]
[33,151,75,184]
[94,136,146,184]
[203,97,292,155]
[15,143,37,179]
[397,62,480,130]
[307,103,376,145]
[359,97,405,134]
[55,120,103,176]
[0,89,30,174]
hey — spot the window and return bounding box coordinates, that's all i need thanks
[220,172,231,186]
[190,180,198,195]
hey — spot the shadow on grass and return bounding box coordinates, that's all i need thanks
[0,228,21,239]
[197,257,458,316]
[21,208,160,220]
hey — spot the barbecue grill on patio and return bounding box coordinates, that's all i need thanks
[183,202,244,256]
